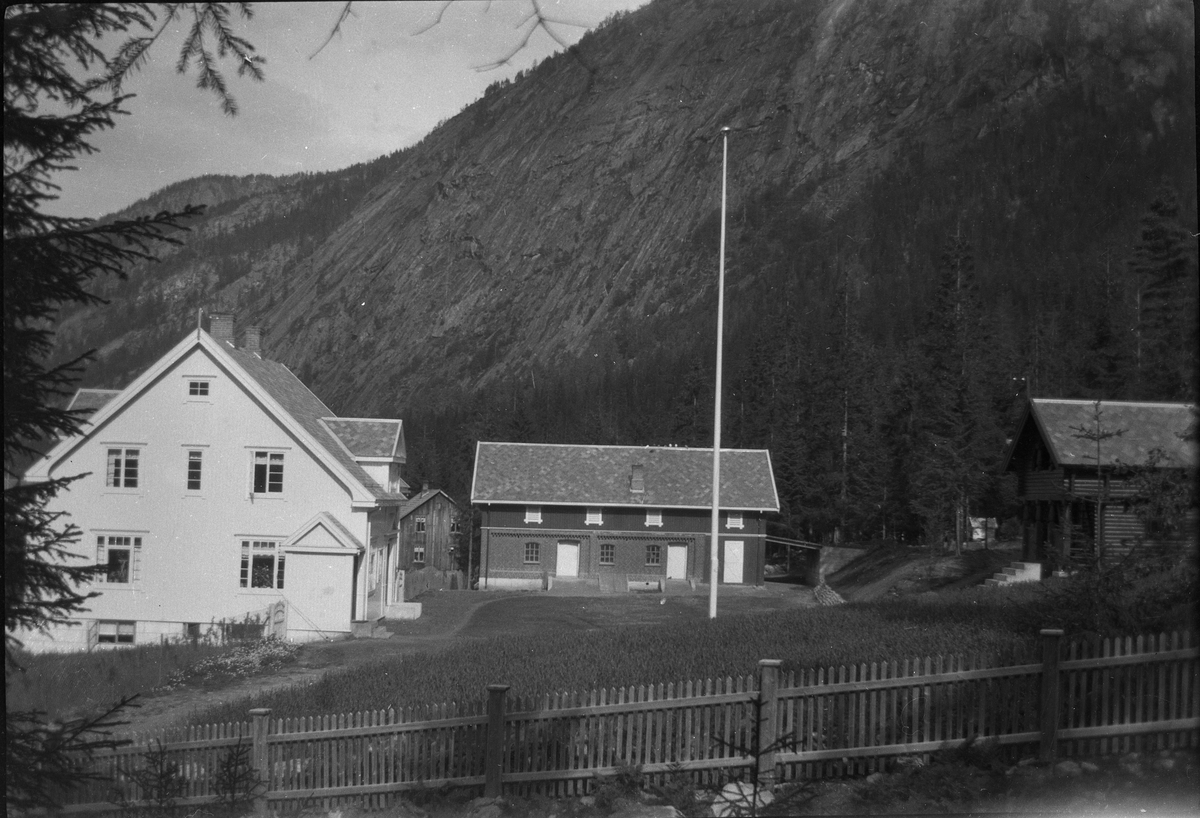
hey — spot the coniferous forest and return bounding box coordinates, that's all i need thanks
[48,0,1197,547]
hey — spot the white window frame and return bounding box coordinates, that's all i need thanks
[645,508,663,528]
[184,377,213,402]
[726,511,745,530]
[95,534,143,586]
[524,505,542,525]
[239,539,286,589]
[103,446,143,492]
[415,517,427,534]
[184,445,208,493]
[249,449,286,496]
[585,507,603,526]
[413,542,426,564]
[96,620,136,645]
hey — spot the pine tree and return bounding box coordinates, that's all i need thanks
[1128,188,1199,400]
[4,4,261,808]
[907,235,1002,552]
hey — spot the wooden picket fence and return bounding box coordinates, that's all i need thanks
[56,629,1199,815]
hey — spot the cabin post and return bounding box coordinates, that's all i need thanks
[1021,501,1032,561]
[1062,503,1072,563]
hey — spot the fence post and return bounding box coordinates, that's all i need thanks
[757,660,782,789]
[1038,629,1063,763]
[249,708,272,815]
[485,685,510,797]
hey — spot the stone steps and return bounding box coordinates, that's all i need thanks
[983,561,1042,587]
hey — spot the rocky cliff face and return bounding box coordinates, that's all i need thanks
[58,0,1194,417]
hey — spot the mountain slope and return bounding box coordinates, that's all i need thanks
[52,0,1196,516]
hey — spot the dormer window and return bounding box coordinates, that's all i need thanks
[726,511,744,530]
[645,508,663,527]
[524,506,542,524]
[585,507,603,526]
[630,463,645,493]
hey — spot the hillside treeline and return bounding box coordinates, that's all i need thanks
[404,185,1197,545]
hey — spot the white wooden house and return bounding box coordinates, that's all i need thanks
[17,315,417,651]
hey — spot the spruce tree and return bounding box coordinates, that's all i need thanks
[1128,188,1199,400]
[908,235,1001,551]
[4,4,261,808]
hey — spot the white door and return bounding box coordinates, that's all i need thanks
[556,541,579,577]
[666,544,687,579]
[722,540,744,584]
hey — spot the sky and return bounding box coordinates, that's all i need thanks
[47,1,648,219]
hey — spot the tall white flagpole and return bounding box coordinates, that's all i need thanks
[709,126,730,620]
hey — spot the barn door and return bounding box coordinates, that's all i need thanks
[666,544,687,579]
[722,540,744,584]
[556,541,579,577]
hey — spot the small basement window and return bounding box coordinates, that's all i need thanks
[97,620,135,644]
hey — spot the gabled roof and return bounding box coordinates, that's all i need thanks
[26,329,405,506]
[66,388,121,415]
[398,487,459,520]
[1002,398,1196,471]
[471,442,780,511]
[283,512,365,554]
[321,418,405,460]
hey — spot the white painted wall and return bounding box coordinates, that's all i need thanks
[24,344,367,650]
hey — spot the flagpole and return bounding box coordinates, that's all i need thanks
[709,126,730,620]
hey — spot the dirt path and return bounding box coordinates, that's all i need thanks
[120,582,817,736]
[119,592,510,738]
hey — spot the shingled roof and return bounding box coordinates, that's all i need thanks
[321,418,404,459]
[471,442,779,511]
[221,346,405,502]
[1004,399,1196,470]
[66,388,121,415]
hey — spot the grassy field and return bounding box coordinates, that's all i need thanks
[7,638,298,722]
[191,583,1051,725]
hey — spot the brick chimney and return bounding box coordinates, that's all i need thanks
[630,463,645,493]
[241,326,263,356]
[209,313,234,347]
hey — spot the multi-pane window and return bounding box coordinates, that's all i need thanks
[599,543,615,565]
[97,620,135,644]
[186,450,203,490]
[450,518,462,534]
[585,507,603,526]
[726,511,744,530]
[413,543,426,563]
[415,517,427,534]
[188,380,210,397]
[645,544,662,566]
[105,448,139,488]
[524,506,542,524]
[645,508,663,527]
[252,451,284,493]
[524,542,540,564]
[96,535,142,584]
[240,540,285,589]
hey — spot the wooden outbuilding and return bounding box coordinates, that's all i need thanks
[1001,398,1195,565]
